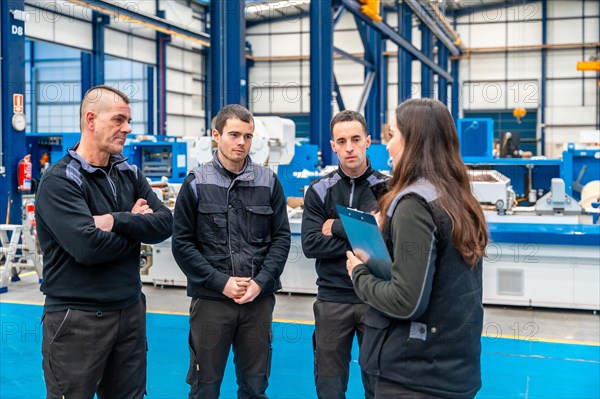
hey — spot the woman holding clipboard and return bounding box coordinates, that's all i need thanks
[346,98,488,399]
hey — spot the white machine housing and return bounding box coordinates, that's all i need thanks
[469,170,515,212]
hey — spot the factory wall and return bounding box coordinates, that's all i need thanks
[22,0,206,137]
[247,0,599,157]
[455,0,599,158]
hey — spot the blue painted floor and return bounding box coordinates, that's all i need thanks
[1,303,599,398]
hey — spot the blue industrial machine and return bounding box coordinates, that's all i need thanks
[122,138,188,183]
[457,118,495,162]
[277,143,320,199]
[24,133,188,184]
[561,143,600,200]
[25,132,80,184]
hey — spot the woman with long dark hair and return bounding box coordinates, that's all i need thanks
[347,98,488,399]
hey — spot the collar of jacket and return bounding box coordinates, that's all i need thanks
[211,151,256,182]
[68,144,127,174]
[336,157,373,183]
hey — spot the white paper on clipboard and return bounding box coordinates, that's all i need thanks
[336,205,392,280]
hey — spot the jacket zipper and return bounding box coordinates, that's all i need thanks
[99,166,118,207]
[349,178,355,207]
[226,179,235,277]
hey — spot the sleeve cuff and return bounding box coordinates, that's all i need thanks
[253,270,274,292]
[352,263,370,280]
[206,270,230,294]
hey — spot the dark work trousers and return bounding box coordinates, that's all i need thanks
[187,295,275,399]
[313,300,374,399]
[373,377,445,399]
[41,296,147,399]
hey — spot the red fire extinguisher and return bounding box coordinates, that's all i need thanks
[18,154,32,192]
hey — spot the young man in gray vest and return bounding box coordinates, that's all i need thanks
[172,104,291,399]
[302,110,389,399]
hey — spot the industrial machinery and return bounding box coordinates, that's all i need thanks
[25,132,80,183]
[123,137,188,183]
[183,116,296,171]
[469,170,515,213]
[479,173,598,311]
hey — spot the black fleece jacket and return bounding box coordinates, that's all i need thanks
[35,148,173,312]
[301,161,388,303]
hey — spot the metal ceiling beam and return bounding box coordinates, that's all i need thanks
[67,0,210,46]
[340,0,453,83]
[403,0,460,56]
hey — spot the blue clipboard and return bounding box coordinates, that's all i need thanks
[336,205,393,280]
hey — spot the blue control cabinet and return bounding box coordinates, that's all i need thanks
[457,118,494,161]
[123,140,188,183]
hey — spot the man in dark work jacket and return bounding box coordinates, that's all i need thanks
[36,85,173,399]
[301,110,388,399]
[172,104,290,399]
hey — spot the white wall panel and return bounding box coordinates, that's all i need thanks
[268,18,303,34]
[412,60,421,82]
[271,33,302,56]
[511,3,543,23]
[271,63,303,85]
[456,24,470,47]
[25,5,93,50]
[547,106,597,126]
[166,92,184,115]
[334,61,365,85]
[461,82,507,110]
[548,0,583,18]
[388,85,398,109]
[184,117,204,136]
[166,47,184,70]
[548,20,583,44]
[465,54,507,81]
[166,115,184,136]
[103,29,154,64]
[584,0,599,15]
[584,17,599,41]
[387,58,398,84]
[547,50,581,78]
[130,35,156,65]
[507,21,541,46]
[547,79,583,107]
[337,12,357,30]
[247,36,271,57]
[507,53,541,80]
[163,0,199,29]
[166,70,187,93]
[505,80,540,108]
[104,29,129,59]
[468,23,506,48]
[338,85,365,111]
[334,31,364,53]
[182,50,196,71]
[25,6,59,43]
[583,78,597,106]
[249,65,272,83]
